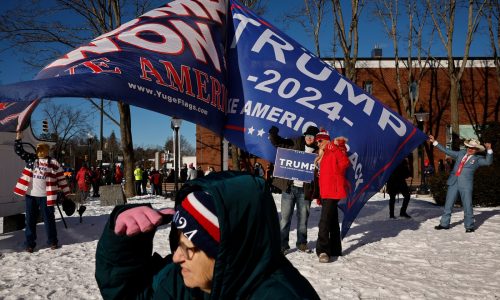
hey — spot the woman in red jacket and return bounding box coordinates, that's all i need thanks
[315,131,350,263]
[75,164,92,219]
[114,164,123,184]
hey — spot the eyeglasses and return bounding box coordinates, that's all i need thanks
[305,135,315,139]
[176,241,199,260]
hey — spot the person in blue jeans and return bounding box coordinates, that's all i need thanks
[429,135,493,232]
[14,130,70,252]
[268,125,319,253]
[24,195,58,250]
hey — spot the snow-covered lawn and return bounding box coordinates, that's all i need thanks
[1,193,499,299]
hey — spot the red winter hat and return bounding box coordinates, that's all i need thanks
[315,129,330,142]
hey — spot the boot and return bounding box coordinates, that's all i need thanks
[400,212,411,219]
[389,196,395,219]
[399,211,411,219]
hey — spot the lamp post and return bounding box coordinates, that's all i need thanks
[415,107,430,195]
[170,117,182,195]
[87,133,94,167]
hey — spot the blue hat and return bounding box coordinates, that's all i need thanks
[173,191,220,258]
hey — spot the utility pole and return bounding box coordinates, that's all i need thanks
[100,98,104,168]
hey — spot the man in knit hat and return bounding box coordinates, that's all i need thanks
[268,125,319,254]
[96,172,320,299]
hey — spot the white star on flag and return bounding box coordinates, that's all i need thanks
[247,126,255,135]
[257,128,265,137]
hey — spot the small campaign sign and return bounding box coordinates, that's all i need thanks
[273,148,317,182]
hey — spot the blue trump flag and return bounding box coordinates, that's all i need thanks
[0,0,427,238]
[224,1,427,238]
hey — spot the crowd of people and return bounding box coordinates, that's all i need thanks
[12,126,494,299]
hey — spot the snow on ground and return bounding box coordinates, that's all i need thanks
[1,192,499,299]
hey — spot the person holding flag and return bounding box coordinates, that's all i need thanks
[429,135,493,232]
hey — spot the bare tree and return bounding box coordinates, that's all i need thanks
[331,0,365,81]
[284,0,327,57]
[373,0,435,176]
[485,0,500,121]
[0,0,158,196]
[374,0,434,119]
[426,0,487,149]
[103,130,121,163]
[39,101,92,161]
[164,135,196,158]
[461,59,500,135]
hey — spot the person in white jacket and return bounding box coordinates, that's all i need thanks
[186,163,197,180]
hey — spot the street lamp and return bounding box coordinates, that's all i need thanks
[87,133,94,167]
[415,107,430,195]
[170,117,182,195]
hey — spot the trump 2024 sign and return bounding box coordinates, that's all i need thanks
[273,148,317,182]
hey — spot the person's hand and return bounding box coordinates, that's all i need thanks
[115,206,174,236]
[484,143,492,150]
[428,135,435,143]
[16,131,22,140]
[269,126,279,135]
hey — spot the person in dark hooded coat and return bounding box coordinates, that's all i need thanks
[95,171,319,299]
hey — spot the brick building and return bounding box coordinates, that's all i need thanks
[196,57,499,176]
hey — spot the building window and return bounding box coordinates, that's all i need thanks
[363,81,373,94]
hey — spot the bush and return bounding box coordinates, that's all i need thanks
[472,165,500,206]
[428,173,448,206]
[429,121,500,207]
[475,122,500,207]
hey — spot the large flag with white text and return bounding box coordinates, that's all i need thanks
[224,2,426,237]
[0,0,427,238]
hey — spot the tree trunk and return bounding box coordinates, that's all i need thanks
[118,102,135,197]
[449,78,461,150]
[231,146,240,171]
[412,148,418,183]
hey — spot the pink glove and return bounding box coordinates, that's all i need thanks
[115,207,175,236]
